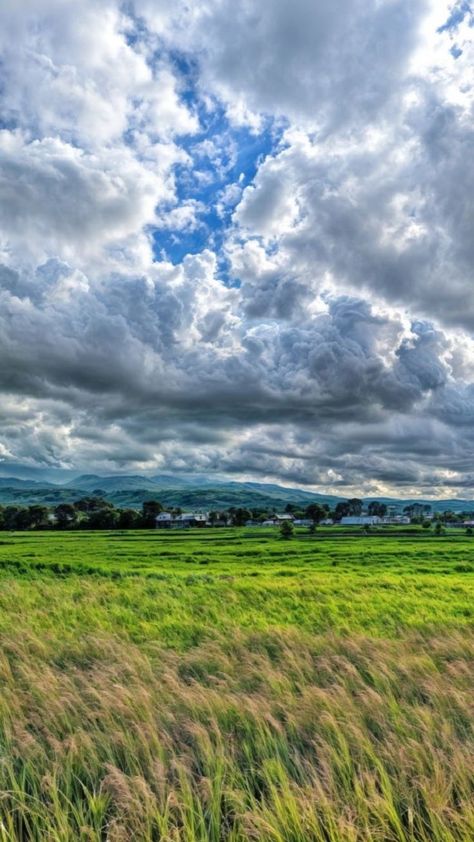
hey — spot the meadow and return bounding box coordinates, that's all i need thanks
[0,527,473,840]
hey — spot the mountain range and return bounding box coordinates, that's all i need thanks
[0,473,472,513]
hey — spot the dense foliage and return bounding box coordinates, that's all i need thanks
[1,496,473,532]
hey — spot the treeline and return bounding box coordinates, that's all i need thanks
[0,498,332,531]
[0,498,394,531]
[0,498,165,531]
[1,496,472,531]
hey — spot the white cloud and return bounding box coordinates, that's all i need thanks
[158,0,428,131]
[0,131,176,265]
[0,0,473,495]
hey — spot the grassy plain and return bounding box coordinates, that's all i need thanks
[0,528,473,840]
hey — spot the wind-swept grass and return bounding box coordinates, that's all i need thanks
[0,529,473,840]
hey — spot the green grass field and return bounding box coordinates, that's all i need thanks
[0,528,473,840]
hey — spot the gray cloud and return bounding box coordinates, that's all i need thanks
[0,134,173,262]
[0,253,471,492]
[230,79,474,332]
[156,0,426,131]
[0,0,474,496]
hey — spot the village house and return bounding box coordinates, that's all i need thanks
[340,515,381,526]
[261,513,296,526]
[155,512,210,529]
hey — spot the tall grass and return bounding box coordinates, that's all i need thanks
[0,627,473,840]
[0,531,473,839]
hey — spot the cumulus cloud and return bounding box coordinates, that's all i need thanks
[157,0,427,131]
[0,132,178,264]
[0,253,470,492]
[229,82,474,330]
[0,0,473,496]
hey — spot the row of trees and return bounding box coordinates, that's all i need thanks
[1,496,472,531]
[0,498,167,531]
[0,499,327,531]
[0,498,360,531]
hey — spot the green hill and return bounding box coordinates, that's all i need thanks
[0,475,473,513]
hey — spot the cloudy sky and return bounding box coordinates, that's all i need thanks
[0,0,473,496]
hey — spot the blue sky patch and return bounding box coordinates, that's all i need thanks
[152,106,283,270]
[437,1,473,33]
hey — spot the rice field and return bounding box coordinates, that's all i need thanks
[0,528,473,840]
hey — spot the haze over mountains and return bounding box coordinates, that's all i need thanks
[0,473,473,513]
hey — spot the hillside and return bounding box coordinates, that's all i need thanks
[0,480,341,510]
[0,474,473,512]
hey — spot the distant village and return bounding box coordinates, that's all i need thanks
[155,501,474,530]
[155,510,412,528]
[2,496,474,531]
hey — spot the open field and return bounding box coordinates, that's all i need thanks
[0,528,473,840]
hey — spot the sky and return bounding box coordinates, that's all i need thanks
[0,0,473,497]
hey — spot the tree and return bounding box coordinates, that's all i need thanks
[212,511,229,526]
[305,503,327,524]
[280,520,294,540]
[54,503,78,529]
[404,503,431,519]
[231,508,252,527]
[367,501,387,517]
[118,509,141,529]
[26,505,49,529]
[74,497,111,513]
[434,522,445,536]
[334,501,350,521]
[347,498,363,516]
[141,500,163,527]
[2,506,23,530]
[86,508,120,530]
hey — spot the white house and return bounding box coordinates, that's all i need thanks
[175,513,209,525]
[155,512,173,527]
[340,516,381,526]
[156,512,210,528]
[260,513,296,526]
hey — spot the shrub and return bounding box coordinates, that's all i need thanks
[280,520,294,539]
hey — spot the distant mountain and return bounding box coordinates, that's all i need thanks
[65,474,160,492]
[223,480,342,505]
[0,477,56,489]
[0,473,473,513]
[150,474,217,489]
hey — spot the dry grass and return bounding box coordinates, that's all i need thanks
[0,627,473,840]
[0,531,473,839]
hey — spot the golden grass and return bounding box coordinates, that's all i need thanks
[0,627,473,840]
